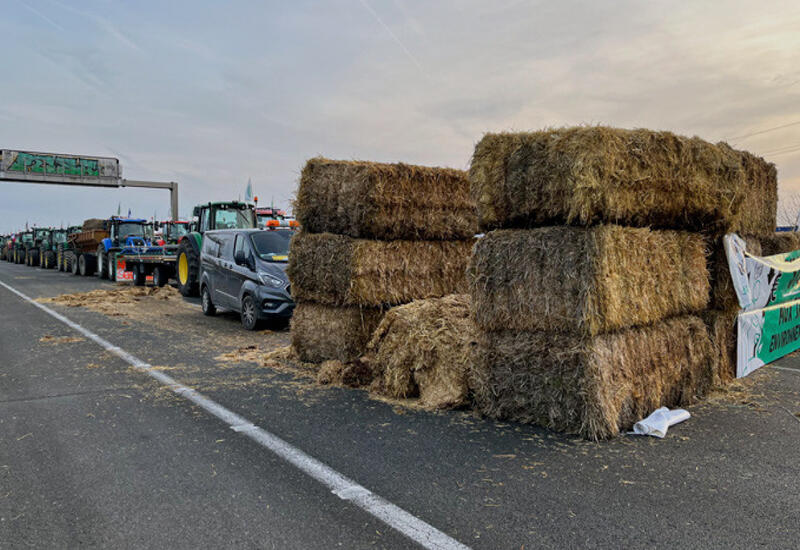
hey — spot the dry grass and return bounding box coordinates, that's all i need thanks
[469,226,709,335]
[290,301,385,363]
[470,126,776,235]
[366,294,476,410]
[288,232,473,306]
[469,316,713,440]
[38,284,189,319]
[760,232,800,256]
[295,158,476,240]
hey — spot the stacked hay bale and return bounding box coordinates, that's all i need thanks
[288,158,476,365]
[468,126,777,439]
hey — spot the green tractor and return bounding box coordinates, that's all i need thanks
[13,231,33,264]
[176,201,257,296]
[25,228,52,266]
[57,226,81,272]
[0,235,8,261]
[39,228,70,269]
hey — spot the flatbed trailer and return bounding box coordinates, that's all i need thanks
[116,246,178,287]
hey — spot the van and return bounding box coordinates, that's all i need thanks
[199,229,294,330]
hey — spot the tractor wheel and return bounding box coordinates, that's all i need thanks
[201,285,216,316]
[132,264,146,286]
[69,253,79,275]
[97,247,108,279]
[152,266,167,288]
[108,254,117,282]
[240,294,258,330]
[57,246,64,271]
[176,240,199,297]
[31,249,40,266]
[46,251,56,269]
[78,254,87,276]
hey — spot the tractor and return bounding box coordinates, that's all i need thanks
[56,226,81,272]
[176,201,257,296]
[95,217,156,280]
[157,220,191,245]
[26,228,52,266]
[12,231,31,264]
[39,228,71,269]
[0,235,8,261]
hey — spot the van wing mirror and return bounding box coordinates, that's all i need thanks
[234,250,246,266]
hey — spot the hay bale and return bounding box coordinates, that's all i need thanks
[367,295,475,410]
[81,218,106,231]
[288,232,473,306]
[316,359,375,387]
[703,309,738,386]
[469,226,709,336]
[295,158,477,240]
[290,302,385,363]
[470,127,776,235]
[708,235,761,312]
[760,232,800,256]
[469,316,713,440]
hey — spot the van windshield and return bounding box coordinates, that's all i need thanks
[250,231,291,262]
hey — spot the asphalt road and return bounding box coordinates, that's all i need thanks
[1,260,800,549]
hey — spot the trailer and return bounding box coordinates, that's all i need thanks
[116,244,178,287]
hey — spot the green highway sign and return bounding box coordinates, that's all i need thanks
[0,149,121,186]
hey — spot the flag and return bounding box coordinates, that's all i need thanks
[117,203,121,216]
[244,178,253,202]
[127,208,131,217]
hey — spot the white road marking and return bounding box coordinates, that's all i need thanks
[0,279,470,550]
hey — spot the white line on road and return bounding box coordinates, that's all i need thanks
[0,279,470,550]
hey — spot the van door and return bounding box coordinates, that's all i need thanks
[230,234,257,310]
[200,232,222,303]
[214,233,238,308]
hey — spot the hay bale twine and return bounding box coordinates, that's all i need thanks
[367,294,475,410]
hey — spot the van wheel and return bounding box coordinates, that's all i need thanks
[240,294,258,330]
[201,286,216,316]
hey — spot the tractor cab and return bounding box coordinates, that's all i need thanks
[160,220,191,244]
[193,202,257,232]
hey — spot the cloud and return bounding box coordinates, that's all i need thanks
[3,0,800,232]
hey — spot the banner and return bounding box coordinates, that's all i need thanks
[737,299,800,378]
[725,233,800,377]
[724,234,800,312]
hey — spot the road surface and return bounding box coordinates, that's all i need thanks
[1,260,799,549]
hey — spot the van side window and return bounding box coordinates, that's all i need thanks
[219,234,235,259]
[202,234,217,257]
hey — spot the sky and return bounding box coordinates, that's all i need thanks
[2,0,800,232]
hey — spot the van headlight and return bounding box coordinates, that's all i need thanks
[258,273,284,287]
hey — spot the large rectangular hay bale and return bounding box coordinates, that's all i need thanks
[469,316,713,440]
[469,226,709,335]
[290,302,385,363]
[470,127,776,235]
[288,232,473,306]
[295,158,477,240]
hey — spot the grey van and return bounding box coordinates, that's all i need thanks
[199,229,294,330]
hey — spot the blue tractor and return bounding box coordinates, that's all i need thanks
[95,217,159,281]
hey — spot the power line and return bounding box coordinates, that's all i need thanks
[727,120,800,142]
